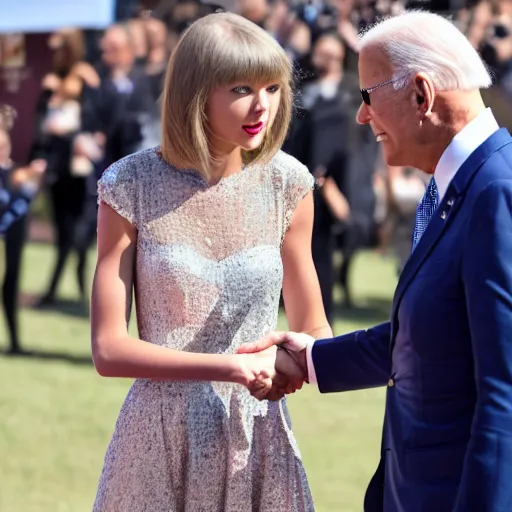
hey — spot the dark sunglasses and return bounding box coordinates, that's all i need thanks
[360,76,408,106]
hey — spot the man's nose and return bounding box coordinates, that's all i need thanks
[356,102,371,125]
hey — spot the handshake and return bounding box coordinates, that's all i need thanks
[235,331,314,401]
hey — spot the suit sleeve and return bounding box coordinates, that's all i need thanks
[311,321,391,393]
[454,180,512,512]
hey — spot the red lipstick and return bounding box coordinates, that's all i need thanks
[242,121,265,136]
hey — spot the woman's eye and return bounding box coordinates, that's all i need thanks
[230,84,280,95]
[231,86,251,94]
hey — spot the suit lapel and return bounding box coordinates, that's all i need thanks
[390,128,512,345]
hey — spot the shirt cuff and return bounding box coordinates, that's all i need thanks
[306,339,318,385]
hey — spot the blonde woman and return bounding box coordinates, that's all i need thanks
[91,12,330,511]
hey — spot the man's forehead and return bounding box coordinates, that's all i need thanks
[358,46,393,86]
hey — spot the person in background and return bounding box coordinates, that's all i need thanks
[31,28,101,307]
[0,105,46,353]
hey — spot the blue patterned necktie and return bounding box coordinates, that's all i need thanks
[411,177,439,252]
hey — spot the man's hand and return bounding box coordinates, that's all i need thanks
[251,348,304,401]
[238,331,314,401]
[238,331,313,354]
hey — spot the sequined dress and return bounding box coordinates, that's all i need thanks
[92,147,316,512]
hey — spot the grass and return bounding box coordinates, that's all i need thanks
[0,241,398,512]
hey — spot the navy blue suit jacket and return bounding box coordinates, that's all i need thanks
[312,128,512,511]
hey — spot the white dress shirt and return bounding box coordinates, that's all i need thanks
[306,108,499,385]
[435,107,499,201]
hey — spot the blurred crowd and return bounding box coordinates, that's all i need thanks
[3,0,512,351]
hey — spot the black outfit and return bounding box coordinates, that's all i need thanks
[285,79,352,320]
[286,77,378,317]
[86,66,156,168]
[1,164,36,353]
[30,81,98,305]
[335,114,379,306]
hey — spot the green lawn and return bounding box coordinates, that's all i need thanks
[0,242,397,512]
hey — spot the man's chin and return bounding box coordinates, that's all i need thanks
[383,148,406,168]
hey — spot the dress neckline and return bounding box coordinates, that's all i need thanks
[155,147,252,187]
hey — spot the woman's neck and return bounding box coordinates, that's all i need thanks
[208,147,244,184]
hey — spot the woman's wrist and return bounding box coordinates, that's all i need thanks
[226,354,252,387]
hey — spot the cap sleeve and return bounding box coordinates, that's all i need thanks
[97,157,138,227]
[282,159,315,236]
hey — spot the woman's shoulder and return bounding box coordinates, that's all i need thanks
[262,151,315,239]
[101,147,161,181]
[98,147,164,225]
[268,150,313,187]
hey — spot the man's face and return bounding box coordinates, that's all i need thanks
[356,46,417,167]
[311,36,344,76]
[236,0,268,25]
[100,29,134,71]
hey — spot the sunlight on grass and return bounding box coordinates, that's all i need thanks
[0,242,397,512]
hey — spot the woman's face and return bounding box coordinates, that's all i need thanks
[206,80,282,156]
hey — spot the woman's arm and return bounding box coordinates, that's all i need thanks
[281,191,333,340]
[90,202,282,388]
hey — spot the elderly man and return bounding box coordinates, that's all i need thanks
[240,11,512,512]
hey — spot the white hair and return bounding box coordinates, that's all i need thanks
[359,11,492,91]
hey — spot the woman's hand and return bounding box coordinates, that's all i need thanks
[236,345,278,395]
[236,345,305,401]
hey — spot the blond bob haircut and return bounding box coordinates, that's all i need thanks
[160,12,293,178]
